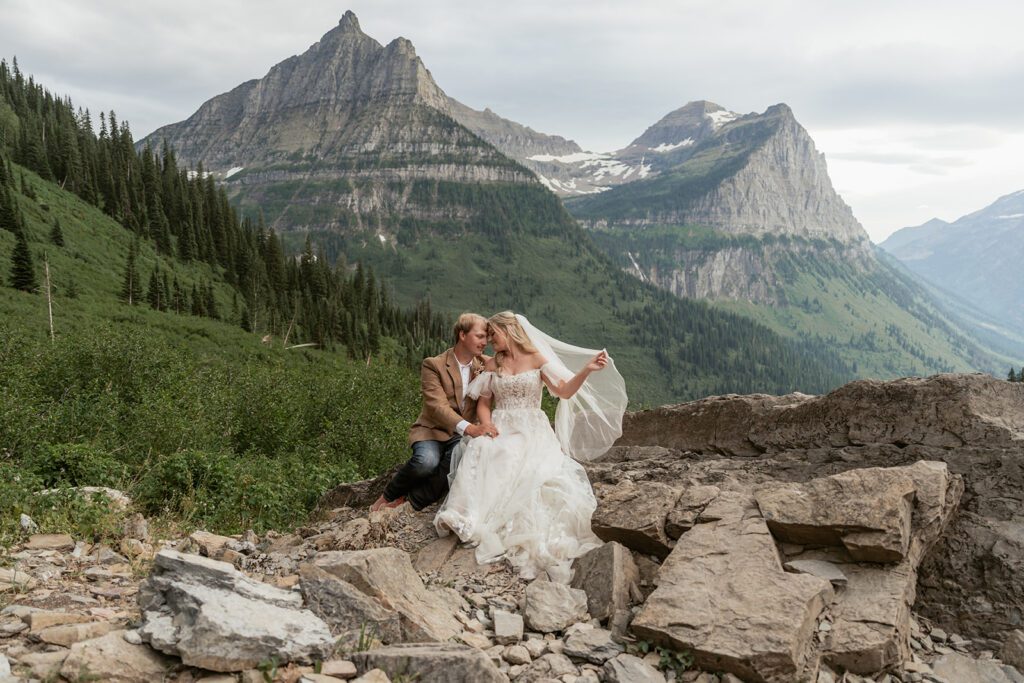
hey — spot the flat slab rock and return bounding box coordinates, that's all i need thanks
[59,630,174,683]
[350,643,507,682]
[756,468,916,562]
[631,491,832,683]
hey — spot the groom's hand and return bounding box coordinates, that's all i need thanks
[465,423,499,438]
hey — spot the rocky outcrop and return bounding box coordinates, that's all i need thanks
[616,373,1023,455]
[631,491,835,682]
[605,372,1024,656]
[137,550,334,671]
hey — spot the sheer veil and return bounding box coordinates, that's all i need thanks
[516,315,627,461]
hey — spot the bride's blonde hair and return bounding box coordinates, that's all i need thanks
[489,311,537,372]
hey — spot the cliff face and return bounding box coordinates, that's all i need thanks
[662,106,866,243]
[140,11,537,234]
[621,240,873,305]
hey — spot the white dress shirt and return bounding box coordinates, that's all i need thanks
[455,355,473,436]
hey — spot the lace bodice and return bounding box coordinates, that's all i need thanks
[477,369,543,411]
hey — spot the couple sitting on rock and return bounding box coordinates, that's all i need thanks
[371,311,627,583]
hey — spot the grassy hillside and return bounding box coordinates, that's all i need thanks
[0,162,428,546]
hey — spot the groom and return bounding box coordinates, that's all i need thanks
[371,312,496,512]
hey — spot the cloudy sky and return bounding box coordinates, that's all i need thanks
[4,0,1022,242]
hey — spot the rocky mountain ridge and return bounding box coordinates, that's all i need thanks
[2,373,1023,683]
[880,189,1024,336]
[567,102,869,245]
[141,11,538,237]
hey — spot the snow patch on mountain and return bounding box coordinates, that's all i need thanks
[537,174,610,195]
[651,139,694,153]
[224,166,244,179]
[706,110,739,128]
[528,151,608,163]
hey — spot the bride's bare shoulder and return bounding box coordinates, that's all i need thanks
[483,357,498,371]
[527,352,547,370]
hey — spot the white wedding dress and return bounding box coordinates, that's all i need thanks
[434,365,602,583]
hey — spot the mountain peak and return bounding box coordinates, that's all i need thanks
[627,100,737,151]
[385,36,418,56]
[338,10,361,31]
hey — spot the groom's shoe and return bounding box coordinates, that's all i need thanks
[370,495,406,512]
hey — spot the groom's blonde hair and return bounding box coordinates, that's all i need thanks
[452,312,487,346]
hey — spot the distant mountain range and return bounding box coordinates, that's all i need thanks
[141,11,1013,391]
[881,190,1024,338]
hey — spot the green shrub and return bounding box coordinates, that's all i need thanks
[23,443,127,488]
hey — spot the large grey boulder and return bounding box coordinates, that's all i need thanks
[350,643,507,683]
[523,581,589,633]
[312,548,460,642]
[570,542,639,622]
[138,550,334,671]
[630,491,833,683]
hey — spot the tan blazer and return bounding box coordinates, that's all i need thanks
[408,349,489,445]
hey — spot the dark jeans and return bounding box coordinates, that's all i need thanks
[383,435,461,510]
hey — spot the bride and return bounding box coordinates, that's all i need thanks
[434,311,627,583]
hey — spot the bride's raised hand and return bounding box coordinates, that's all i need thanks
[585,350,609,373]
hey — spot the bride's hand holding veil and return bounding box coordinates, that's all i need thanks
[544,350,609,400]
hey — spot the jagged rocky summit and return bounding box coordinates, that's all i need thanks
[4,372,1022,682]
[141,11,573,239]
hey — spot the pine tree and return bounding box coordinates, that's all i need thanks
[9,227,37,292]
[205,282,219,319]
[1011,368,1019,383]
[146,266,163,310]
[120,238,142,305]
[50,218,64,246]
[190,283,205,317]
[0,185,18,233]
